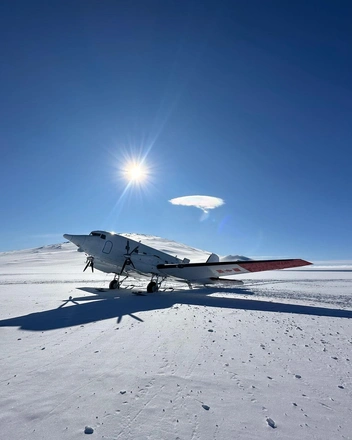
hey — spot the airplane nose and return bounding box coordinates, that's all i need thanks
[63,234,87,248]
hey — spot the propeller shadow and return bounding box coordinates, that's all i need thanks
[0,287,351,331]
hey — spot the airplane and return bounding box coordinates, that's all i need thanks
[63,230,312,293]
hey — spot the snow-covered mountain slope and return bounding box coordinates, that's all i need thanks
[0,241,351,439]
[120,233,212,261]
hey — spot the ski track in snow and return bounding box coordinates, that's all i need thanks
[0,242,352,439]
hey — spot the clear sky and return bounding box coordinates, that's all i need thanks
[1,0,351,260]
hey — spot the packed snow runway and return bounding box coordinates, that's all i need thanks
[0,243,351,439]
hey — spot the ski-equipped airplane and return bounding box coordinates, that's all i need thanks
[63,231,312,293]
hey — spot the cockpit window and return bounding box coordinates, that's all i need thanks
[89,231,106,239]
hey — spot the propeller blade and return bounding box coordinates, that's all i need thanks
[131,245,139,254]
[120,240,139,275]
[120,256,136,275]
[120,259,128,274]
[83,256,94,272]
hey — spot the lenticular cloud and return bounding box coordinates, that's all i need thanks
[169,195,225,213]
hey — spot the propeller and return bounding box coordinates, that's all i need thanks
[120,240,139,274]
[83,256,94,272]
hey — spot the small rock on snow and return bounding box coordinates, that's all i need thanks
[266,417,277,428]
[84,426,94,434]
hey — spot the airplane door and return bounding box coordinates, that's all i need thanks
[102,241,113,254]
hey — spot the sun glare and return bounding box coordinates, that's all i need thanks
[124,162,148,183]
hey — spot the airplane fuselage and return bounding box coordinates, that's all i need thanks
[64,230,183,277]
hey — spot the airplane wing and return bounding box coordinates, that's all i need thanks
[157,259,312,282]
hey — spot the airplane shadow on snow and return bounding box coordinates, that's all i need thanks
[1,284,352,332]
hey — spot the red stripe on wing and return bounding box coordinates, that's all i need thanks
[237,259,311,272]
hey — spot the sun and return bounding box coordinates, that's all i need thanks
[124,162,148,183]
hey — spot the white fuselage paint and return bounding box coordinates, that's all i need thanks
[64,231,182,277]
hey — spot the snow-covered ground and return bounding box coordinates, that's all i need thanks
[0,241,351,439]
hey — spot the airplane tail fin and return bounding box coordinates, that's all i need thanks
[206,253,220,263]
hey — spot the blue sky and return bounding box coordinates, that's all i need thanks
[1,0,351,260]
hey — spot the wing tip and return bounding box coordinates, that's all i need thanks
[298,259,313,267]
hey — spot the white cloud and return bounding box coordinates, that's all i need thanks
[169,195,225,213]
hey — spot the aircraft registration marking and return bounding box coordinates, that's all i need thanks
[216,268,242,273]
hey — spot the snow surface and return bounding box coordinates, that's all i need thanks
[1,240,352,439]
